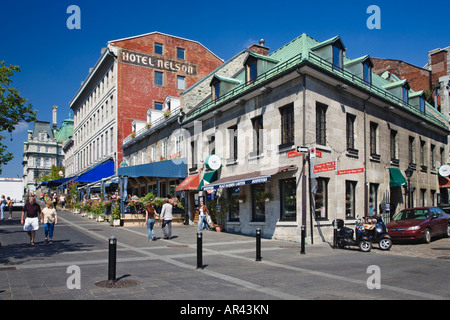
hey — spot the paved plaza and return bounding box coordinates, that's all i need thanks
[1,208,449,305]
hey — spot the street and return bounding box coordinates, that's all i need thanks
[1,208,449,303]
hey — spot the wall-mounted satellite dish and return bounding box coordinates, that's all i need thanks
[439,164,450,177]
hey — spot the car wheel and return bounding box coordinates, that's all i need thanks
[359,241,372,252]
[379,238,392,250]
[423,228,431,244]
[445,224,450,238]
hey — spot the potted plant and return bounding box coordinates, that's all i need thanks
[145,122,152,130]
[73,201,81,214]
[130,131,136,138]
[163,110,171,118]
[110,205,121,227]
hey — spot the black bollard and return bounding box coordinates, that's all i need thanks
[108,236,117,282]
[300,225,306,254]
[196,231,203,269]
[255,228,262,261]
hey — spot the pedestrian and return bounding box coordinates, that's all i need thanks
[198,200,210,231]
[52,194,58,208]
[59,194,66,210]
[7,196,13,220]
[42,200,57,243]
[0,195,6,220]
[21,196,42,246]
[145,201,158,241]
[160,198,173,239]
[40,192,44,203]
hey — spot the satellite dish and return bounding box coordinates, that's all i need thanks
[439,165,450,177]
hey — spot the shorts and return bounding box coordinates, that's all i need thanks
[24,217,39,231]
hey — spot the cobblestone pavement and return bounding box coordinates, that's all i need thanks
[0,208,449,303]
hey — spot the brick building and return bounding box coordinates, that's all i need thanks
[69,32,223,178]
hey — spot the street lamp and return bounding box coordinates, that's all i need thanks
[404,166,414,208]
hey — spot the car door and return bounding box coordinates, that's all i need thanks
[430,208,446,235]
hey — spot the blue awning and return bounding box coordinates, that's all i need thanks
[118,158,187,178]
[40,176,76,187]
[75,159,115,183]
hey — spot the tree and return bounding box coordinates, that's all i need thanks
[0,60,37,173]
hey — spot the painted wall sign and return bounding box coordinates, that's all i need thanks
[119,48,198,75]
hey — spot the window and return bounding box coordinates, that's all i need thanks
[363,62,372,85]
[420,189,426,207]
[369,183,378,217]
[409,136,415,165]
[420,97,425,113]
[151,145,156,163]
[332,45,343,70]
[162,139,168,159]
[177,76,185,90]
[430,144,436,170]
[155,71,163,86]
[251,184,265,222]
[154,102,163,110]
[390,130,398,161]
[252,116,263,156]
[316,102,327,146]
[246,57,258,83]
[212,81,220,101]
[190,140,197,169]
[345,180,357,219]
[369,122,378,156]
[402,86,409,105]
[177,48,185,60]
[346,114,356,150]
[209,135,215,155]
[142,150,146,164]
[314,178,329,220]
[155,43,163,55]
[280,104,294,146]
[280,178,296,221]
[228,125,238,162]
[420,140,426,169]
[227,188,240,221]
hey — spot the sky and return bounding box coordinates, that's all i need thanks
[0,0,449,178]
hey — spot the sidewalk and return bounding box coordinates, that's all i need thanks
[1,208,449,301]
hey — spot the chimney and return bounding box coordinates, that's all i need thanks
[249,39,269,56]
[430,49,448,85]
[52,105,58,130]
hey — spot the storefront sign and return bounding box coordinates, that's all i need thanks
[119,48,197,75]
[203,176,270,191]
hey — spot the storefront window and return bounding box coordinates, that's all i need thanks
[251,184,266,222]
[314,178,329,220]
[228,188,240,221]
[280,178,296,221]
[345,180,357,219]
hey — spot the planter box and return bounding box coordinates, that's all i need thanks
[112,219,121,227]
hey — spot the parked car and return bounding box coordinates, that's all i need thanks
[438,204,450,215]
[387,207,450,244]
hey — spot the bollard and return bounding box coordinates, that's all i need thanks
[196,231,203,269]
[108,236,117,282]
[255,228,262,261]
[300,225,306,254]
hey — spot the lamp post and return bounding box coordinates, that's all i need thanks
[404,166,413,208]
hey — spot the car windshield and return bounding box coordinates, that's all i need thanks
[393,209,429,221]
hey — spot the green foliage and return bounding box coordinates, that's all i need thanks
[0,60,37,173]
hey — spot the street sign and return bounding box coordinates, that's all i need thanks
[288,150,303,158]
[337,168,364,175]
[313,161,336,173]
[297,146,309,153]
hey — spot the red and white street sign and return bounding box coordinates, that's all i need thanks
[313,161,336,173]
[288,151,303,158]
[337,168,364,175]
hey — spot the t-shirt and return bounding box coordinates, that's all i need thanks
[42,207,57,224]
[23,202,42,218]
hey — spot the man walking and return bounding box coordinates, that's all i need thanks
[21,196,43,246]
[160,199,173,239]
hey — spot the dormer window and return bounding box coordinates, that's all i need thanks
[210,75,242,102]
[363,61,372,85]
[420,97,425,113]
[402,86,409,105]
[211,78,221,101]
[332,44,343,70]
[245,56,258,84]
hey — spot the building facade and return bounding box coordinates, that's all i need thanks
[122,34,449,243]
[69,32,223,179]
[22,106,74,193]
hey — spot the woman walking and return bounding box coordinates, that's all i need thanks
[1,195,6,220]
[42,201,58,243]
[145,201,158,241]
[198,200,210,231]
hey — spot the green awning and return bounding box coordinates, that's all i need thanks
[389,168,407,187]
[198,170,218,191]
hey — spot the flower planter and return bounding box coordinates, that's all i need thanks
[97,216,105,222]
[112,219,121,227]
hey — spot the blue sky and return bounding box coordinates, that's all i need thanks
[1,0,449,178]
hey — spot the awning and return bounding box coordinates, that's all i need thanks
[438,176,450,188]
[40,176,76,187]
[75,159,115,183]
[175,174,200,191]
[118,158,187,178]
[202,165,296,191]
[389,168,407,187]
[198,170,218,190]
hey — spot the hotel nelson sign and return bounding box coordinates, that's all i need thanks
[119,48,198,75]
